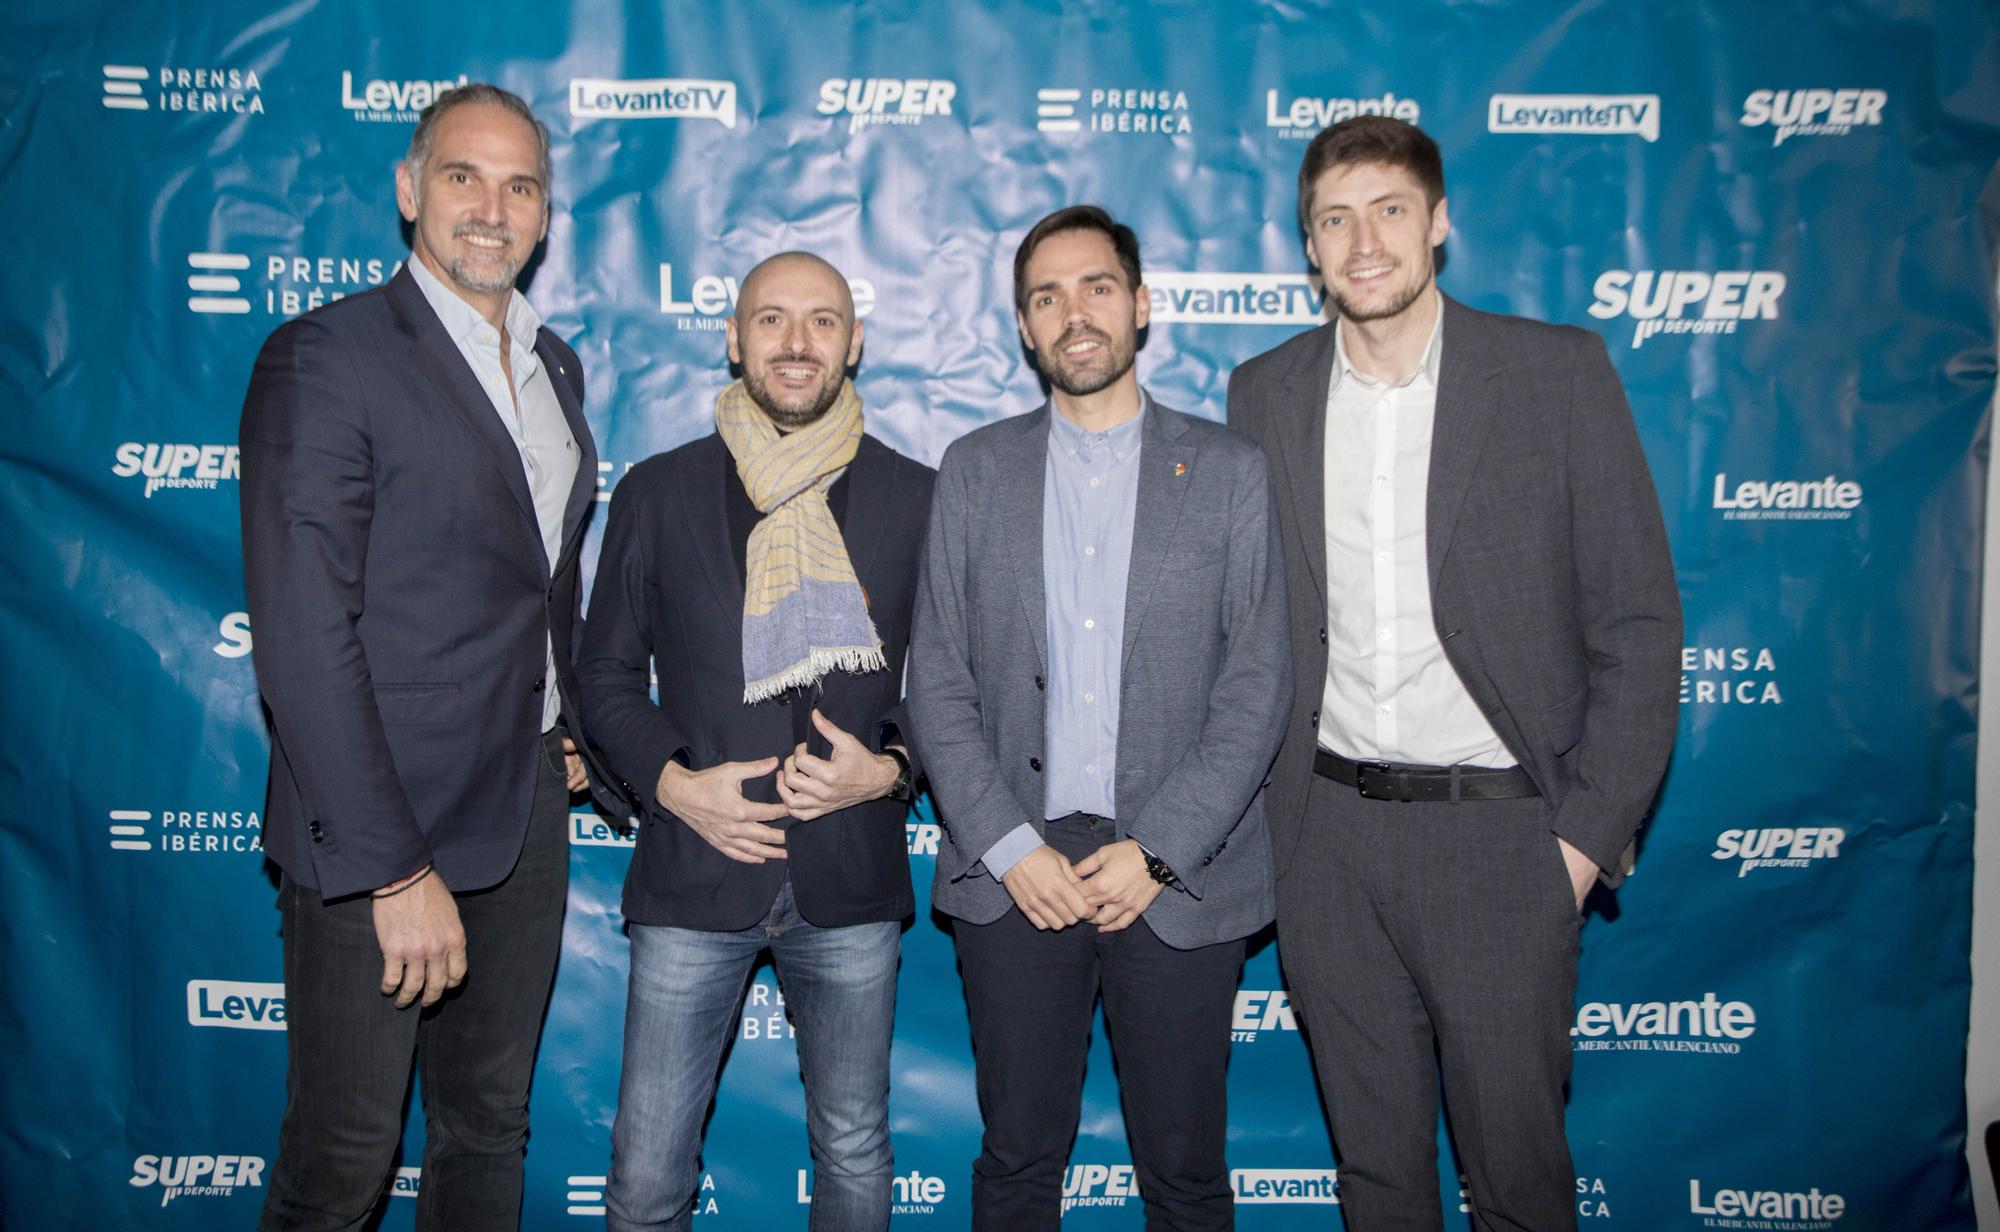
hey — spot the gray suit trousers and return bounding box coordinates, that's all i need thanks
[1277,772,1580,1232]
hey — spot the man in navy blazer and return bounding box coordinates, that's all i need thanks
[580,252,934,1232]
[239,85,608,1231]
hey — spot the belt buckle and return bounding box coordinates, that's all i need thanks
[1354,761,1402,802]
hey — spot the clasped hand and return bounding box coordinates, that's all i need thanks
[1002,839,1163,933]
[658,710,898,863]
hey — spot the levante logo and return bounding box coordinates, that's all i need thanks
[1690,1178,1845,1229]
[340,71,468,123]
[1571,992,1756,1055]
[1713,473,1862,522]
[1264,89,1419,139]
[186,979,287,1030]
[799,1169,947,1215]
[659,263,877,330]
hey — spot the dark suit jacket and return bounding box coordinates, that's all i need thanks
[1227,294,1682,880]
[239,265,607,901]
[907,402,1292,949]
[579,431,934,931]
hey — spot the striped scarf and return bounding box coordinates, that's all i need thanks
[716,377,885,703]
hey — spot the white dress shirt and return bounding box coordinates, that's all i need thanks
[408,257,577,733]
[1319,305,1513,768]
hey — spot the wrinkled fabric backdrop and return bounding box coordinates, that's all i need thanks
[2,1,1997,1227]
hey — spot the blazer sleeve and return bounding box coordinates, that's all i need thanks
[576,467,693,811]
[905,447,1040,880]
[1123,443,1294,898]
[239,317,432,895]
[1547,331,1684,875]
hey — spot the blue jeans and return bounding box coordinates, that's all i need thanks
[607,880,899,1232]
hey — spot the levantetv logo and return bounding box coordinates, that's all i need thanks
[569,77,737,126]
[1488,93,1659,142]
[1588,270,1785,348]
[129,1154,265,1207]
[1690,1178,1845,1228]
[1740,89,1885,147]
[1147,273,1328,326]
[187,979,287,1030]
[1571,992,1755,1054]
[817,78,957,132]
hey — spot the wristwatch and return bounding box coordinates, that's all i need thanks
[1142,848,1178,887]
[883,747,915,803]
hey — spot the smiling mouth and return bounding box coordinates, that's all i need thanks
[771,362,821,383]
[1057,330,1109,357]
[1345,263,1394,284]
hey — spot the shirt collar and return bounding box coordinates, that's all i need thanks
[406,254,544,364]
[1048,389,1149,464]
[1331,297,1444,395]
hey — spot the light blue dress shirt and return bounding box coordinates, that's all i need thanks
[982,397,1147,881]
[407,257,577,732]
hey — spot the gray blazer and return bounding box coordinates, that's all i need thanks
[906,400,1293,949]
[1227,293,1682,881]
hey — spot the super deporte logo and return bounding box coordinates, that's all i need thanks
[129,1154,265,1208]
[113,443,238,498]
[1713,827,1844,877]
[1740,88,1885,147]
[1230,989,1297,1042]
[1588,270,1785,348]
[816,78,957,132]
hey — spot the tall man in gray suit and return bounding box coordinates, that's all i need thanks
[1228,117,1681,1232]
[907,206,1291,1230]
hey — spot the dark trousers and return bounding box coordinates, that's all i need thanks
[259,730,572,1232]
[952,815,1246,1232]
[1277,771,1580,1232]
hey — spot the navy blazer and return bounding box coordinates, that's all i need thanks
[579,431,934,931]
[239,265,608,900]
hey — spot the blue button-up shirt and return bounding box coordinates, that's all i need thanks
[983,397,1147,880]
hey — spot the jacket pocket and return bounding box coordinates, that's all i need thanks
[1541,688,1586,757]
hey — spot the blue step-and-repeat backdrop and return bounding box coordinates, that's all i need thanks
[3,1,1997,1227]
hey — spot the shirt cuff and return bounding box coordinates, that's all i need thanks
[982,823,1043,882]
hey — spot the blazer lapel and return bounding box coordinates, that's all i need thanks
[1120,404,1196,671]
[840,437,897,608]
[540,331,596,582]
[1271,323,1335,607]
[688,435,747,624]
[391,270,543,552]
[999,407,1051,674]
[1427,294,1505,591]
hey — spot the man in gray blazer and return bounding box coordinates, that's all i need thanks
[1228,117,1681,1232]
[907,206,1291,1230]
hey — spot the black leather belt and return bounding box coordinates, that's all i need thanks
[1314,748,1540,803]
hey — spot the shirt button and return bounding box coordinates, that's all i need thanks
[1376,475,1389,484]
[1378,628,1391,641]
[1084,618,1095,630]
[1084,546,1096,557]
[1379,703,1392,713]
[1377,550,1390,561]
[1083,692,1095,703]
[1089,477,1101,488]
[1086,763,1098,775]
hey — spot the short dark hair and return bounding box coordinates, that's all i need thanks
[1013,205,1143,315]
[406,83,551,193]
[1296,116,1445,233]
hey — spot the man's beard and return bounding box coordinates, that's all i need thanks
[1331,264,1431,323]
[1042,325,1137,397]
[745,356,845,431]
[444,222,523,294]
